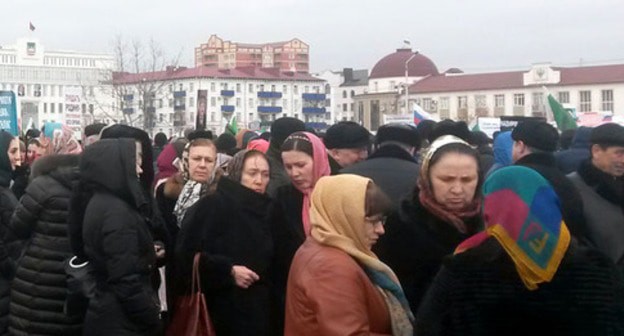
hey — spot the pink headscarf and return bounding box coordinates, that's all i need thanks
[288,132,330,236]
[246,138,270,153]
[40,125,82,155]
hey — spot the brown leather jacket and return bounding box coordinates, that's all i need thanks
[285,239,392,336]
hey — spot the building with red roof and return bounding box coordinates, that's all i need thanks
[195,34,310,74]
[112,64,326,136]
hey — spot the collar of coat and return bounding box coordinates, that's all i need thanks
[577,159,624,207]
[368,144,416,163]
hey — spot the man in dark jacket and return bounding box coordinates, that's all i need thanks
[511,121,590,243]
[555,126,592,174]
[323,121,371,175]
[341,123,421,207]
[568,123,624,268]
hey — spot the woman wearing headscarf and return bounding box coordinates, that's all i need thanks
[75,139,161,335]
[0,131,21,336]
[6,126,83,335]
[173,138,220,227]
[375,135,483,314]
[285,174,414,335]
[175,149,273,335]
[268,131,330,331]
[416,166,624,335]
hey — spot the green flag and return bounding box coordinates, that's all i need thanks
[547,93,577,131]
[225,115,238,135]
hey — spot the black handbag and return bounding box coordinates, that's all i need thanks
[64,256,97,317]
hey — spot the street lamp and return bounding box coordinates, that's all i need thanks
[404,51,419,114]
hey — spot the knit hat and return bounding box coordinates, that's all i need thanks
[215,133,237,153]
[375,123,421,148]
[323,121,371,149]
[590,123,624,147]
[428,119,471,143]
[270,117,306,148]
[511,121,559,152]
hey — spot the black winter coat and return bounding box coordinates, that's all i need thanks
[176,177,274,336]
[0,131,18,336]
[341,144,420,208]
[374,193,482,314]
[267,184,304,332]
[416,238,624,336]
[515,153,590,243]
[7,155,82,336]
[555,126,592,175]
[80,139,161,336]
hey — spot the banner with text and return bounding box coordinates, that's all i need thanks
[0,91,19,135]
[64,86,83,139]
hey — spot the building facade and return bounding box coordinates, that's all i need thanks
[195,35,310,74]
[409,63,624,122]
[113,66,328,137]
[353,48,439,131]
[0,38,118,135]
[312,68,368,122]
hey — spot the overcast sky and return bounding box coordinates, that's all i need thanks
[4,0,624,74]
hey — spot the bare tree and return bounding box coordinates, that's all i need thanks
[92,35,182,134]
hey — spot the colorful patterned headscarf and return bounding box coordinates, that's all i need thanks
[310,175,414,335]
[455,166,571,290]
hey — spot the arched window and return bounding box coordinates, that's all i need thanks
[350,90,355,98]
[342,90,347,98]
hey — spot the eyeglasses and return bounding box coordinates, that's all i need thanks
[365,215,387,226]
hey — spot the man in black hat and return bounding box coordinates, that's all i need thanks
[511,121,589,243]
[342,123,421,207]
[323,121,371,174]
[568,123,624,267]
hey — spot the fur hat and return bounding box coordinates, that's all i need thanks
[511,121,559,152]
[323,121,371,149]
[591,123,624,147]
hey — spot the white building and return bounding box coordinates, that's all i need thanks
[113,66,328,137]
[409,62,624,122]
[0,37,118,135]
[312,68,368,122]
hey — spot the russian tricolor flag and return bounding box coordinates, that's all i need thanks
[413,103,435,125]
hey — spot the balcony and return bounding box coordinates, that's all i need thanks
[174,104,185,112]
[258,106,282,113]
[122,108,134,115]
[220,90,235,97]
[302,107,326,114]
[221,105,235,113]
[302,93,326,101]
[173,91,186,98]
[257,91,282,99]
[122,94,134,101]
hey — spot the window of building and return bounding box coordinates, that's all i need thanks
[211,113,215,122]
[602,90,614,112]
[236,83,241,93]
[211,97,216,107]
[343,103,348,111]
[271,85,276,92]
[283,85,288,94]
[439,97,449,110]
[43,103,47,113]
[494,94,505,108]
[458,96,468,109]
[58,103,63,113]
[579,90,592,112]
[558,91,570,104]
[169,84,173,93]
[236,98,241,107]
[249,98,253,108]
[179,83,184,91]
[159,99,163,108]
[168,99,173,108]
[283,99,288,109]
[513,94,525,106]
[51,103,55,113]
[210,83,216,92]
[423,98,433,111]
[159,114,163,123]
[532,92,544,111]
[248,84,253,93]
[189,83,194,92]
[350,90,355,98]
[342,91,347,98]
[350,103,354,111]
[189,97,195,107]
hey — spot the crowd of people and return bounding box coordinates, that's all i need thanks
[0,117,623,336]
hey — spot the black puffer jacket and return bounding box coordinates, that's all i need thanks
[80,139,161,336]
[0,131,18,336]
[7,155,81,335]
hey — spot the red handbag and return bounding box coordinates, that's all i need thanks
[166,253,216,336]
